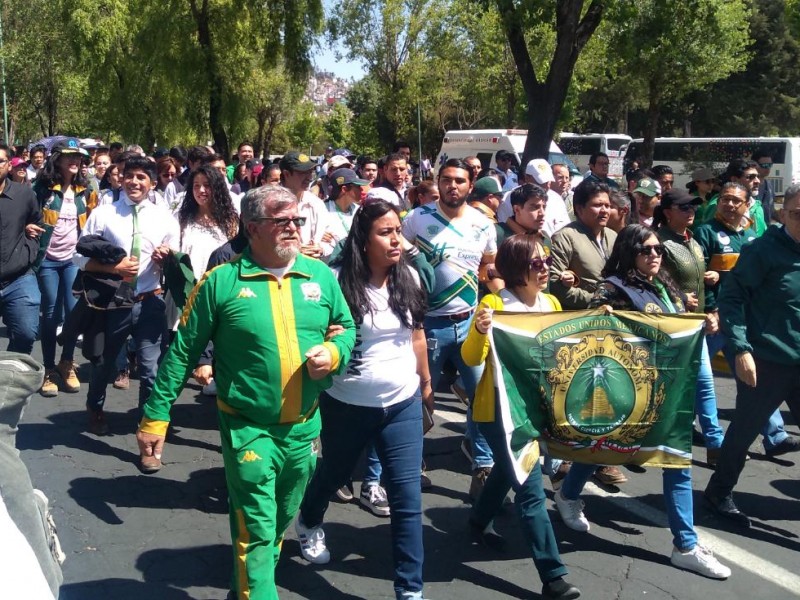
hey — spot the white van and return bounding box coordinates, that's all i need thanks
[623,137,800,193]
[557,132,632,178]
[434,129,580,180]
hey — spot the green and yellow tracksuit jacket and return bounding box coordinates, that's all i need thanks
[139,249,356,436]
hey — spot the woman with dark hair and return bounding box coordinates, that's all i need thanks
[295,199,432,600]
[33,142,91,397]
[259,163,281,186]
[176,165,238,280]
[554,224,732,580]
[155,156,178,194]
[653,190,725,466]
[406,180,439,208]
[98,163,123,203]
[230,162,251,195]
[461,234,581,600]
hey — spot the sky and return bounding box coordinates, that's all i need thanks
[313,0,366,81]
[313,46,365,81]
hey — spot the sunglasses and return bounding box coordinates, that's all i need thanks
[636,244,665,257]
[674,203,698,213]
[258,216,307,228]
[758,162,773,169]
[529,255,554,272]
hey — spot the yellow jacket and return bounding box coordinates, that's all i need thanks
[461,291,562,423]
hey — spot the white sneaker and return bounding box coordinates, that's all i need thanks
[359,484,391,517]
[554,490,590,532]
[670,544,731,579]
[294,516,330,564]
[202,379,217,396]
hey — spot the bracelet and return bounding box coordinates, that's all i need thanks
[420,377,432,385]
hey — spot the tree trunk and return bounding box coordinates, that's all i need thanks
[254,110,267,157]
[191,0,229,160]
[495,0,605,167]
[641,82,661,167]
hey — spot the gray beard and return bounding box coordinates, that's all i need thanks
[275,243,299,261]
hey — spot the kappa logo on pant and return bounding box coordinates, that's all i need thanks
[239,450,262,463]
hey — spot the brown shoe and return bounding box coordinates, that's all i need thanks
[56,359,80,393]
[88,409,109,436]
[706,447,721,468]
[140,455,162,473]
[113,369,130,390]
[469,466,492,502]
[40,370,59,397]
[592,465,628,486]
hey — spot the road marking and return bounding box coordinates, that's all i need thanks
[584,483,800,596]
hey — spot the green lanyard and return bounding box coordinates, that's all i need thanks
[652,279,675,313]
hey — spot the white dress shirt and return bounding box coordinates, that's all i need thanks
[74,192,180,294]
[298,191,329,245]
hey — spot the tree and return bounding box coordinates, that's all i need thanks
[322,103,353,150]
[685,0,800,138]
[493,0,606,166]
[610,0,750,165]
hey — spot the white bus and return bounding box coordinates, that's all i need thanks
[434,129,581,179]
[557,132,632,178]
[623,137,800,195]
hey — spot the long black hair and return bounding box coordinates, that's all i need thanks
[178,165,238,238]
[602,224,682,299]
[331,199,427,328]
[36,151,89,190]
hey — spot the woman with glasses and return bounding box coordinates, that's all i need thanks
[654,189,725,466]
[295,198,432,600]
[554,224,731,580]
[461,234,581,600]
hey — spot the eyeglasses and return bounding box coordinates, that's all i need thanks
[674,204,698,213]
[636,244,665,257]
[744,173,759,181]
[719,195,745,206]
[529,255,554,272]
[758,162,773,169]
[257,216,307,228]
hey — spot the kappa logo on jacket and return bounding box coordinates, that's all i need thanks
[239,450,262,463]
[237,287,257,299]
[301,282,322,302]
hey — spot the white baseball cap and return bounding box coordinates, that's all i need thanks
[525,159,555,185]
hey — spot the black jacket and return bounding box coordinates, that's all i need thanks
[0,180,42,284]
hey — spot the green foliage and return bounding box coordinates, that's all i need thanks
[323,103,354,150]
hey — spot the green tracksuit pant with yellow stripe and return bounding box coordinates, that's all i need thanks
[221,411,319,600]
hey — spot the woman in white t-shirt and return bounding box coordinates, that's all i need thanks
[296,199,432,600]
[166,165,238,332]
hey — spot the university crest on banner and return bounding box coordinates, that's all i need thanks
[488,309,705,485]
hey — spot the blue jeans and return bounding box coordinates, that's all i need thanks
[473,408,568,583]
[707,332,787,450]
[695,338,724,449]
[363,443,382,486]
[561,462,697,551]
[0,272,40,354]
[300,393,424,599]
[37,258,78,369]
[86,294,167,412]
[424,315,492,469]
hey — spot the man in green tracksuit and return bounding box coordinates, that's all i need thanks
[136,185,356,600]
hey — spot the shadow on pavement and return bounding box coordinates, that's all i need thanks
[67,467,228,524]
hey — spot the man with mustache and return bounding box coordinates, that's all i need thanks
[136,185,356,600]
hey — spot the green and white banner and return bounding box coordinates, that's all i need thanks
[488,309,705,484]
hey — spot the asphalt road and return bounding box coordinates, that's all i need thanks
[15,345,800,600]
